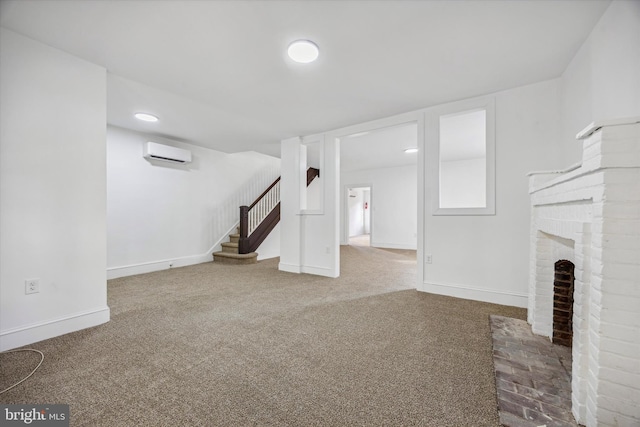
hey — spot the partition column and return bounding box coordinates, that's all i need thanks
[279,137,304,273]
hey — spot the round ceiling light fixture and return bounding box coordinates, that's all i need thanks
[404,147,418,154]
[287,40,319,63]
[134,112,159,122]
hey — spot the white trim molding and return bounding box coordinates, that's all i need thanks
[278,262,302,274]
[428,96,496,216]
[0,306,110,351]
[107,222,239,279]
[301,264,338,278]
[106,254,212,280]
[371,242,417,250]
[419,281,528,308]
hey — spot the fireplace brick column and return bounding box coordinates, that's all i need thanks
[571,225,591,423]
[529,119,640,427]
[585,125,640,427]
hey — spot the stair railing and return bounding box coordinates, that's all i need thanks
[238,167,319,254]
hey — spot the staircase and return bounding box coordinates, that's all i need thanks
[212,227,259,265]
[212,167,320,265]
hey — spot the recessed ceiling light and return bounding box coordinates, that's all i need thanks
[134,112,159,122]
[404,148,418,153]
[287,40,319,63]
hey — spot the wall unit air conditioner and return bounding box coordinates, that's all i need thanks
[143,142,192,164]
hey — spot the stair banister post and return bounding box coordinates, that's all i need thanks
[239,206,250,254]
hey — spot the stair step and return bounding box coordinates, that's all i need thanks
[212,251,258,265]
[229,233,240,244]
[221,242,238,253]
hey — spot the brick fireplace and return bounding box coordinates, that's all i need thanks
[528,118,640,427]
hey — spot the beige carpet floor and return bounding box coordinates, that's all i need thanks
[1,245,525,426]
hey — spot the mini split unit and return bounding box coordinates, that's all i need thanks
[143,142,192,164]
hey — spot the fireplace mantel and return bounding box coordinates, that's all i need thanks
[528,118,640,427]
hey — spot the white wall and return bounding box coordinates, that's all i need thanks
[439,158,486,208]
[0,29,109,350]
[560,0,640,163]
[346,187,371,237]
[306,174,322,211]
[419,0,640,308]
[280,136,340,278]
[421,79,561,307]
[107,126,280,278]
[279,137,304,273]
[301,136,340,277]
[276,1,639,305]
[256,223,280,261]
[347,188,366,237]
[342,165,417,250]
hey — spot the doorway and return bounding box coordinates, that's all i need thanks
[339,120,418,249]
[347,186,371,246]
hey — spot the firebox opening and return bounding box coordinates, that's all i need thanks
[553,259,574,347]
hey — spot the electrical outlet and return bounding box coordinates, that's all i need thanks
[426,254,433,264]
[25,279,40,294]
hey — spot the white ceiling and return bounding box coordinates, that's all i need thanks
[341,123,418,172]
[1,0,610,168]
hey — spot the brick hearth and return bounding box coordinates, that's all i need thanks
[490,315,576,427]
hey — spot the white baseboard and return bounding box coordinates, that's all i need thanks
[301,264,339,278]
[371,241,417,250]
[0,306,110,351]
[419,281,528,308]
[279,262,338,278]
[107,223,239,279]
[279,262,301,274]
[107,253,212,279]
